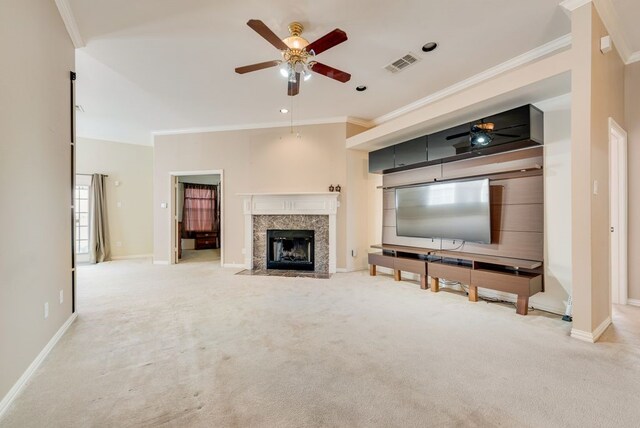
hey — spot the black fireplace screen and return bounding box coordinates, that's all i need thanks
[267,229,314,271]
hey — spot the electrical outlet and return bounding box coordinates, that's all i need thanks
[59,290,64,304]
[116,201,122,208]
[116,241,122,247]
[593,180,599,195]
[44,302,49,319]
[241,248,246,255]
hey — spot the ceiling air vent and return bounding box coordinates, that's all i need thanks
[385,53,420,73]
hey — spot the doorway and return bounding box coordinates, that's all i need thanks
[609,118,628,306]
[170,170,223,265]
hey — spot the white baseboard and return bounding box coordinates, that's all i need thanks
[222,263,245,269]
[111,254,152,260]
[571,316,612,343]
[336,268,348,273]
[628,299,640,307]
[153,260,170,265]
[0,313,78,419]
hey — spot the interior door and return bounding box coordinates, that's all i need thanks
[173,175,179,264]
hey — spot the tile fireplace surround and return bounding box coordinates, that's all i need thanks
[241,193,339,274]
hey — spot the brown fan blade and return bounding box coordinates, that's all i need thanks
[235,60,281,74]
[288,73,300,96]
[309,62,351,83]
[305,29,347,56]
[247,19,288,51]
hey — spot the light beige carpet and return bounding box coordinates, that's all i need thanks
[2,258,639,427]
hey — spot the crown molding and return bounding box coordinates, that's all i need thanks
[54,0,85,48]
[371,34,572,126]
[151,116,368,141]
[593,0,638,64]
[346,117,374,128]
[627,51,640,64]
[559,0,592,13]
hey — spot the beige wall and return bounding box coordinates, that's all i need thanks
[537,95,572,314]
[154,123,369,269]
[570,4,625,334]
[0,0,74,402]
[625,62,640,302]
[76,138,154,258]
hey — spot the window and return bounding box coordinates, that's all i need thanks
[75,184,90,254]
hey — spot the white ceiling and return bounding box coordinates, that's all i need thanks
[69,0,579,145]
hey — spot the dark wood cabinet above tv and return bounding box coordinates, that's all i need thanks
[394,136,427,168]
[368,104,544,174]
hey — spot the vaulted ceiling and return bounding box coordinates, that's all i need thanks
[65,0,637,145]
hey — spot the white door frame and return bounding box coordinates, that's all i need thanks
[609,118,628,305]
[169,170,224,265]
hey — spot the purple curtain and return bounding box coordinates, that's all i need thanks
[183,184,217,232]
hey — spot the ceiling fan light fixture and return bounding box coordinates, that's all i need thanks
[283,35,309,50]
[279,63,290,78]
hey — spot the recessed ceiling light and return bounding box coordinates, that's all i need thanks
[356,85,367,92]
[279,108,289,114]
[422,42,438,52]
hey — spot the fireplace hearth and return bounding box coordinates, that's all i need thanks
[267,229,314,271]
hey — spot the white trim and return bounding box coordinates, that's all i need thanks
[222,263,245,269]
[152,116,371,140]
[560,0,592,12]
[335,268,348,273]
[153,260,170,265]
[111,254,152,260]
[627,51,640,64]
[609,118,628,306]
[571,316,612,343]
[54,0,85,48]
[371,34,572,126]
[347,117,374,128]
[628,299,640,307]
[0,313,78,419]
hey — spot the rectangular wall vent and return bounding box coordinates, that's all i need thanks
[385,53,420,73]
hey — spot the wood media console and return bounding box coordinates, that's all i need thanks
[368,244,543,315]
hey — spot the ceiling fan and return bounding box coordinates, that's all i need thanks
[235,19,351,96]
[446,121,524,147]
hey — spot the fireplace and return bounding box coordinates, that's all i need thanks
[267,229,314,271]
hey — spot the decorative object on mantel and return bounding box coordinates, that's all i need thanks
[328,184,335,192]
[335,184,341,192]
[234,19,351,96]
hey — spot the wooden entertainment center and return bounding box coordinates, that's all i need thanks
[368,244,543,315]
[368,105,545,316]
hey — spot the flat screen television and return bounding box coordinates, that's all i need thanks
[395,178,491,243]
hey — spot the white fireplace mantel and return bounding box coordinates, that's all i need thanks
[241,192,339,273]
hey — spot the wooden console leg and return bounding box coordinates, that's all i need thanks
[469,285,478,302]
[431,277,440,292]
[369,264,376,276]
[394,270,402,281]
[420,275,427,290]
[516,295,529,315]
